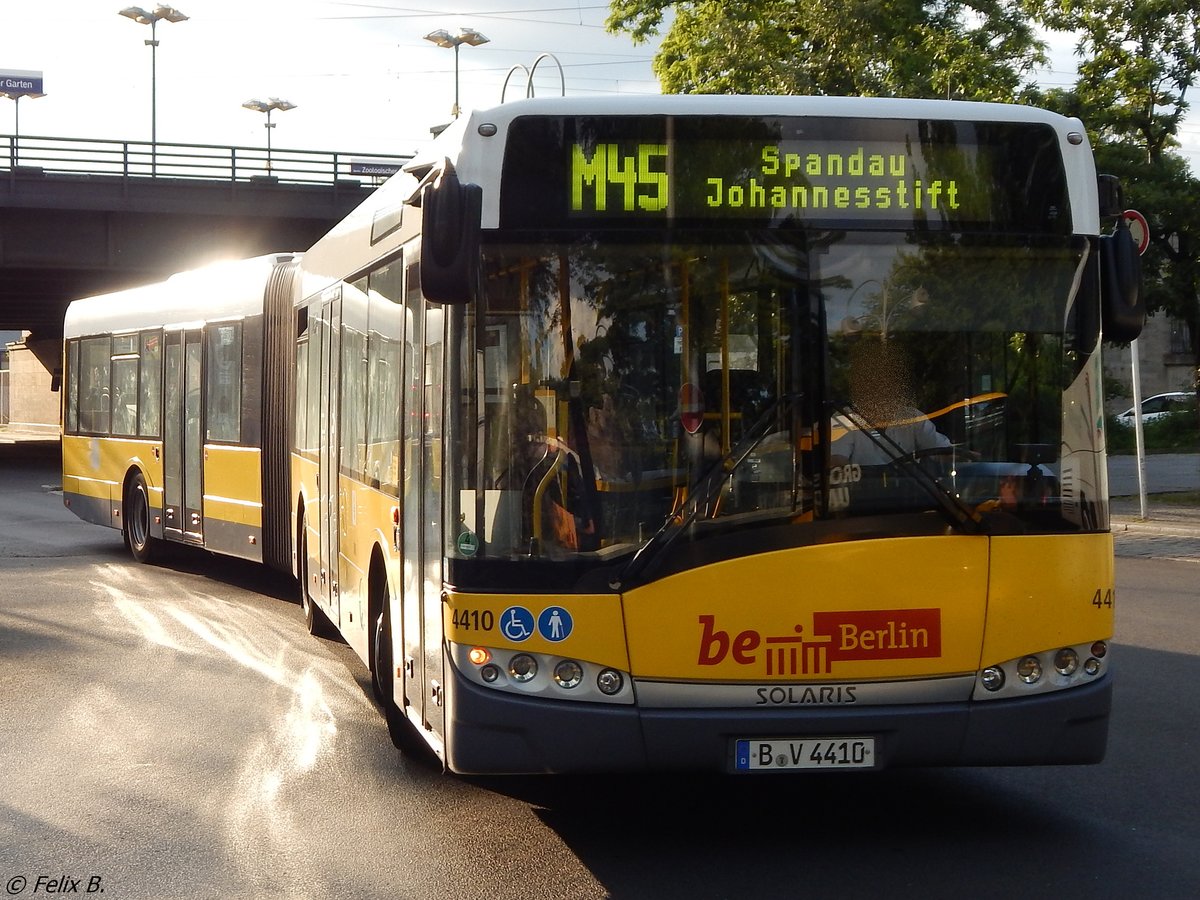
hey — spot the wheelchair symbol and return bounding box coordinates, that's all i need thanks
[500,606,534,642]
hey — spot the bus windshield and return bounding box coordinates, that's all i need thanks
[447,227,1102,580]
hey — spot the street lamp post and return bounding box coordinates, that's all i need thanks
[242,98,297,173]
[423,27,490,118]
[119,5,188,176]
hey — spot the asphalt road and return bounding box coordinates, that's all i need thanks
[2,439,1199,899]
[1107,450,1200,495]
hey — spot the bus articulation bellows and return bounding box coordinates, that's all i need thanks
[62,95,1143,773]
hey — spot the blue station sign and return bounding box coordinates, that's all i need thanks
[1,69,45,98]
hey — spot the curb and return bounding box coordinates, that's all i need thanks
[1112,519,1200,538]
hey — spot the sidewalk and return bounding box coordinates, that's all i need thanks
[1110,495,1200,538]
[0,425,58,442]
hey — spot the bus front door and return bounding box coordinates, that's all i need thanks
[318,296,342,625]
[162,329,204,544]
[401,277,445,743]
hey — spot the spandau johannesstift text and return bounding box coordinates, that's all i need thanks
[571,142,963,215]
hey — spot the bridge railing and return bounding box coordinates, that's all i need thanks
[1,134,409,186]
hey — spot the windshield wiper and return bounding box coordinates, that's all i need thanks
[835,403,983,534]
[611,393,800,591]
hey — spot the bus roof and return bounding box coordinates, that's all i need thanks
[64,254,299,339]
[297,94,1099,298]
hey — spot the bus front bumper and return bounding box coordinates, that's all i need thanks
[442,666,1112,775]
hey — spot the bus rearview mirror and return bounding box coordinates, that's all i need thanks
[420,169,482,305]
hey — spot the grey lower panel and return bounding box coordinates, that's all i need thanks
[635,676,975,708]
[202,515,264,564]
[64,491,117,531]
[443,664,1111,774]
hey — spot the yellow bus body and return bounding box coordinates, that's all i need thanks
[446,532,1113,684]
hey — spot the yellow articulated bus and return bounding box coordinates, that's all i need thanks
[62,254,300,571]
[65,95,1144,774]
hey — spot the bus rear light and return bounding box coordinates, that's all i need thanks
[1091,640,1108,659]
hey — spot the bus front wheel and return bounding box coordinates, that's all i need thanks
[297,516,335,638]
[372,592,426,757]
[124,472,158,564]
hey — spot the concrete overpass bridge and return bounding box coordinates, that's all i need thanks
[1,133,405,339]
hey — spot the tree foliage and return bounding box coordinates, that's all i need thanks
[605,0,1047,101]
[1025,0,1200,366]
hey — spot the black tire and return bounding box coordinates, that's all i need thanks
[372,590,428,757]
[297,515,335,638]
[124,472,158,564]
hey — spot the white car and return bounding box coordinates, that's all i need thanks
[1115,392,1195,426]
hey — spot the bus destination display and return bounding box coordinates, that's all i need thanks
[569,141,965,220]
[499,115,1070,233]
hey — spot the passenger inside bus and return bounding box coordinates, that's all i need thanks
[498,383,597,555]
[830,340,951,465]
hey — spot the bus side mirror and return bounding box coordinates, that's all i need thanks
[1099,213,1144,343]
[420,168,482,305]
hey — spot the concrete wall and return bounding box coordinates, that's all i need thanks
[3,332,58,432]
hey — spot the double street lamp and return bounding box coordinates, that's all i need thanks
[119,5,189,175]
[423,27,490,118]
[241,97,297,172]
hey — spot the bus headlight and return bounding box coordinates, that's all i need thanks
[1054,647,1079,676]
[450,644,633,704]
[1017,656,1043,684]
[597,668,624,696]
[974,641,1110,700]
[980,666,1005,692]
[509,654,538,683]
[553,660,583,689]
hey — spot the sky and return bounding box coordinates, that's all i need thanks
[0,0,663,158]
[1,1,1197,172]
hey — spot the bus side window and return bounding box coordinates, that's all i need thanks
[138,330,162,438]
[206,322,243,443]
[110,333,139,437]
[78,336,111,435]
[65,340,80,434]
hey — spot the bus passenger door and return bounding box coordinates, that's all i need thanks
[162,329,204,544]
[318,296,342,624]
[401,269,445,741]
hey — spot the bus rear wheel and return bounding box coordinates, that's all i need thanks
[124,472,158,564]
